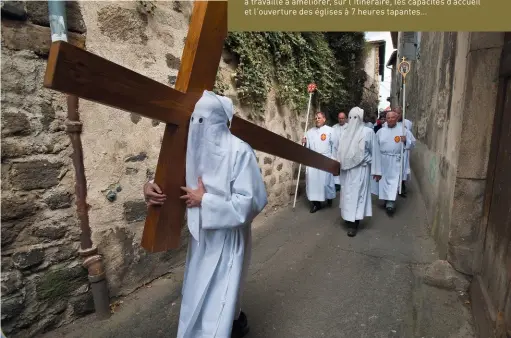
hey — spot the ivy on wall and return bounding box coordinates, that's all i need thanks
[220,32,367,122]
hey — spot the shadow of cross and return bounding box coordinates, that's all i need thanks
[43,1,340,253]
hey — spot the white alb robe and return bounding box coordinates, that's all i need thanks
[332,123,347,186]
[178,139,267,338]
[177,91,268,338]
[339,127,375,222]
[384,119,413,180]
[305,125,337,201]
[372,125,416,202]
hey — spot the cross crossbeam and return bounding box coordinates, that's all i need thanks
[43,1,340,252]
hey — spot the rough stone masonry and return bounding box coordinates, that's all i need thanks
[1,1,307,337]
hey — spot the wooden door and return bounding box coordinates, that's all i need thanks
[481,32,511,337]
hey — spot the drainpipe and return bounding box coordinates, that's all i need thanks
[48,1,111,320]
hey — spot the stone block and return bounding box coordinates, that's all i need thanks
[32,220,68,240]
[125,152,147,162]
[1,293,25,320]
[25,1,86,33]
[423,259,470,291]
[447,245,475,276]
[469,32,505,52]
[36,264,88,304]
[1,19,86,57]
[10,160,63,190]
[123,200,147,223]
[457,47,502,179]
[97,6,148,45]
[449,178,485,246]
[46,244,78,264]
[44,190,73,210]
[1,111,31,137]
[1,135,67,161]
[166,53,181,70]
[12,248,44,269]
[1,193,38,221]
[1,270,24,296]
[71,292,94,316]
[1,1,27,20]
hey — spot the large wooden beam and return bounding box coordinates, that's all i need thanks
[42,0,342,252]
[231,116,340,175]
[141,1,229,251]
[175,1,227,93]
[43,41,197,126]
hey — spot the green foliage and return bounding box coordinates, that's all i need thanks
[223,32,367,121]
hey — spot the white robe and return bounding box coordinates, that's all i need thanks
[372,126,416,201]
[332,123,347,186]
[339,127,375,222]
[177,138,268,338]
[305,125,337,202]
[384,119,413,180]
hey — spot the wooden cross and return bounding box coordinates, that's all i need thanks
[43,1,340,253]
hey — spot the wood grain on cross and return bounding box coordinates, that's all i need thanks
[43,1,340,253]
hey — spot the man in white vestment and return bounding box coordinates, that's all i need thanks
[302,111,338,213]
[382,106,413,196]
[143,90,268,338]
[337,107,376,237]
[372,111,416,215]
[332,111,348,192]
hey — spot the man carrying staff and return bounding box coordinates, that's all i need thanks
[372,110,416,215]
[337,107,376,237]
[382,106,413,196]
[302,111,338,213]
[332,111,348,192]
[143,90,268,338]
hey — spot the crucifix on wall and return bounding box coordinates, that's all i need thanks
[43,1,340,253]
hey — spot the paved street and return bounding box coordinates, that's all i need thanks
[45,180,475,338]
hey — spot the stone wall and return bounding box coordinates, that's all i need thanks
[397,31,504,275]
[1,1,306,336]
[1,1,90,337]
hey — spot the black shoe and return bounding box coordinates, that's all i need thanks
[399,182,407,197]
[310,202,321,213]
[386,207,395,216]
[327,199,333,207]
[232,311,249,338]
[347,220,359,237]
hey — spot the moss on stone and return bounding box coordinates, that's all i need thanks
[36,265,87,304]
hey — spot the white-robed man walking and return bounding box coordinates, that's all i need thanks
[372,110,416,215]
[337,107,376,237]
[143,90,268,338]
[302,111,338,213]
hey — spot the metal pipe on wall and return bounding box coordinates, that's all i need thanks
[48,0,111,320]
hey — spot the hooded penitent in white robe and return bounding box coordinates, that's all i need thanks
[337,107,375,222]
[332,123,347,186]
[177,90,268,338]
[384,119,413,180]
[372,124,416,202]
[305,125,337,202]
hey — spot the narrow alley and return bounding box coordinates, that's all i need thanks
[44,179,474,338]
